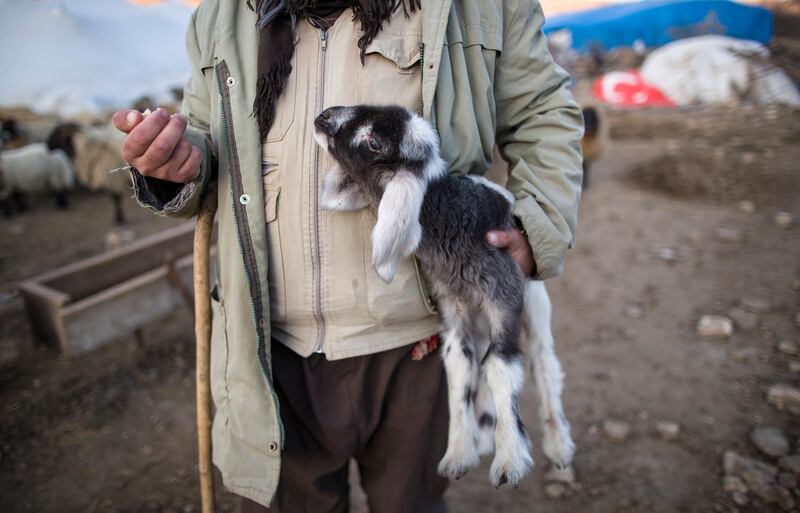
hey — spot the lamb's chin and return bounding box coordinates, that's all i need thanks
[313,129,330,151]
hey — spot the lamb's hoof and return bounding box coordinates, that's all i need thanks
[438,449,479,480]
[542,421,576,469]
[490,451,534,489]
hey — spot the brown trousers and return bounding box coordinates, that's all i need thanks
[242,340,449,513]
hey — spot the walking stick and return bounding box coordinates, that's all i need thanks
[193,181,218,513]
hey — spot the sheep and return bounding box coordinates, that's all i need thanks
[314,105,575,487]
[48,123,132,224]
[581,106,603,189]
[0,143,75,215]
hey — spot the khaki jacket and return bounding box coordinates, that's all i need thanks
[131,0,583,506]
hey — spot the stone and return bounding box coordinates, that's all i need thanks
[603,419,631,443]
[778,472,796,489]
[775,212,794,229]
[715,227,742,242]
[741,468,778,501]
[778,455,800,474]
[724,476,748,493]
[545,465,576,484]
[731,491,749,506]
[728,308,759,331]
[767,384,800,415]
[655,421,680,442]
[624,304,644,319]
[751,426,790,458]
[777,340,799,356]
[723,451,778,478]
[544,483,568,499]
[789,361,800,373]
[657,247,676,262]
[730,348,757,362]
[697,315,734,339]
[741,297,770,314]
[739,200,756,214]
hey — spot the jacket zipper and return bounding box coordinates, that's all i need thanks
[312,29,328,353]
[215,61,284,448]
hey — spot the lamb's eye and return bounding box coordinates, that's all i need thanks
[367,137,382,152]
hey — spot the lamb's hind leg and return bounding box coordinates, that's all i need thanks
[482,301,533,488]
[437,299,481,480]
[476,373,496,456]
[523,281,575,468]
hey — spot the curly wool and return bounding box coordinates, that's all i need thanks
[71,125,132,196]
[0,143,74,198]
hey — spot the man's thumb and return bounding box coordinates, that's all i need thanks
[112,110,142,134]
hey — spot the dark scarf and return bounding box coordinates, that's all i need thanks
[252,0,420,140]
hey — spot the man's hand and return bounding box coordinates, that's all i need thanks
[487,228,535,278]
[112,108,202,184]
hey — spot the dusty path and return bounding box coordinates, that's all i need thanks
[1,106,799,512]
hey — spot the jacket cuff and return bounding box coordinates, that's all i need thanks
[129,168,203,215]
[513,196,571,281]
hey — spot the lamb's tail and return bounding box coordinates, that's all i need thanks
[522,280,575,468]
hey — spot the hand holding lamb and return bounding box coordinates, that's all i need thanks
[112,108,202,184]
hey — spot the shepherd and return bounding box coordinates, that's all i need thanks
[113,1,584,511]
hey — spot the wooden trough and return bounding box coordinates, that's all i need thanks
[20,222,209,355]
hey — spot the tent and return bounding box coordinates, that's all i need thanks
[544,0,773,53]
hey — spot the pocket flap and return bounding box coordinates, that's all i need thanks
[365,34,422,69]
[265,185,280,223]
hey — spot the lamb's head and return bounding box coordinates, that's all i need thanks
[314,104,446,283]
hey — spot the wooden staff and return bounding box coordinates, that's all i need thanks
[193,181,218,513]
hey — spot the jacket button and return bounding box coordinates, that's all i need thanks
[226,76,236,87]
[239,194,250,205]
[268,441,278,452]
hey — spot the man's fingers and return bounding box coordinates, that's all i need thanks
[139,114,188,170]
[174,146,203,183]
[112,110,143,134]
[121,108,171,162]
[150,139,192,180]
[486,229,512,247]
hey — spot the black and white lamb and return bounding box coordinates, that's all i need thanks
[313,104,575,487]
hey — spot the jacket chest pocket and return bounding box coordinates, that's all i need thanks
[357,26,422,110]
[264,185,286,323]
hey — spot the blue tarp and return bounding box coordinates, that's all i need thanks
[543,0,773,53]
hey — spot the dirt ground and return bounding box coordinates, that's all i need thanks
[1,102,799,513]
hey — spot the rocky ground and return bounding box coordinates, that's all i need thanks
[1,103,799,513]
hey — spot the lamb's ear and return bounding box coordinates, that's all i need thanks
[320,164,369,211]
[371,171,425,283]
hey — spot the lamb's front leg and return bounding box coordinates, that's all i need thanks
[437,301,480,480]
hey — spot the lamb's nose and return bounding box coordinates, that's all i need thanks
[315,108,337,134]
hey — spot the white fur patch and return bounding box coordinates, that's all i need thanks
[468,175,515,206]
[351,124,372,148]
[319,164,369,211]
[371,170,424,282]
[313,128,329,151]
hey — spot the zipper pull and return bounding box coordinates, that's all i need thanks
[320,30,328,51]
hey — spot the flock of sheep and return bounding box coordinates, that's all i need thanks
[0,117,133,224]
